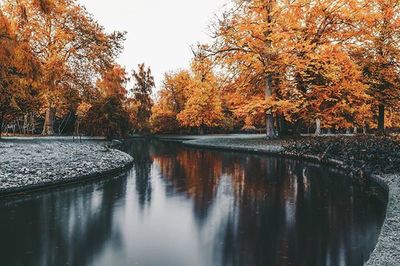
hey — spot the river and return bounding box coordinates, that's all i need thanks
[0,139,387,266]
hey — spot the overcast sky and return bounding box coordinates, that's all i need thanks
[78,0,228,89]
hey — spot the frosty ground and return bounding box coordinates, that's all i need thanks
[0,139,133,195]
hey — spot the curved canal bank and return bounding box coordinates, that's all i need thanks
[0,139,388,266]
[0,140,133,197]
[157,134,399,265]
[0,135,397,264]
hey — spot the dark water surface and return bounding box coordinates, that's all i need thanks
[0,140,387,266]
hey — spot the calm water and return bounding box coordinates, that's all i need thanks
[0,140,387,266]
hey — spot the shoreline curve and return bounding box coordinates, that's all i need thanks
[0,140,134,198]
[157,135,398,266]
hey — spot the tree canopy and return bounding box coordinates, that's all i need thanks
[1,0,399,137]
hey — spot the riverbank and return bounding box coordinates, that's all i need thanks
[0,140,133,197]
[158,134,399,265]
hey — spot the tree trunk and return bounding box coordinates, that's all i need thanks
[198,125,205,135]
[59,112,72,135]
[265,74,276,139]
[16,119,21,134]
[346,128,351,135]
[353,127,358,134]
[277,115,289,136]
[378,104,385,133]
[315,119,321,136]
[264,2,277,139]
[0,114,3,139]
[30,113,36,134]
[363,123,368,135]
[75,119,80,136]
[276,115,281,135]
[266,114,275,138]
[42,107,56,135]
[23,114,28,135]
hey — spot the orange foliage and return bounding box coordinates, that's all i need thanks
[208,0,374,132]
[351,0,400,130]
[151,54,224,133]
[97,65,128,99]
[2,0,125,134]
[80,65,131,138]
[1,0,400,135]
[130,63,155,133]
[0,11,40,133]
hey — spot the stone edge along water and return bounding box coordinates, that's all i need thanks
[166,135,399,266]
[0,141,134,197]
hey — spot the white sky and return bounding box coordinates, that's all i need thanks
[78,0,228,90]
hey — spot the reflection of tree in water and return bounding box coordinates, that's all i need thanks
[0,174,128,266]
[124,139,153,209]
[217,159,387,265]
[153,143,387,266]
[0,142,387,266]
[153,143,224,224]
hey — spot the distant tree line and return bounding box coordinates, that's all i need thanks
[1,0,400,138]
[0,0,156,139]
[152,0,400,136]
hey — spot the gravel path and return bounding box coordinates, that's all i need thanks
[161,135,399,265]
[367,174,400,266]
[0,141,133,195]
[184,137,285,153]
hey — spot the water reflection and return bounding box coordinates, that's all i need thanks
[0,174,127,266]
[125,141,153,209]
[0,140,387,266]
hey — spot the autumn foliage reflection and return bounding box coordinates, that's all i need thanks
[0,141,388,265]
[152,142,387,265]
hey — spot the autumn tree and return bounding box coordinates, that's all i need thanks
[131,63,155,133]
[82,65,130,138]
[280,0,370,133]
[210,0,370,136]
[3,0,125,135]
[150,70,192,133]
[151,53,224,134]
[209,0,284,138]
[177,52,224,134]
[158,70,192,115]
[97,65,128,99]
[0,11,40,137]
[353,0,400,132]
[74,102,91,136]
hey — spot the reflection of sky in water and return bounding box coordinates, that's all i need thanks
[0,140,388,266]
